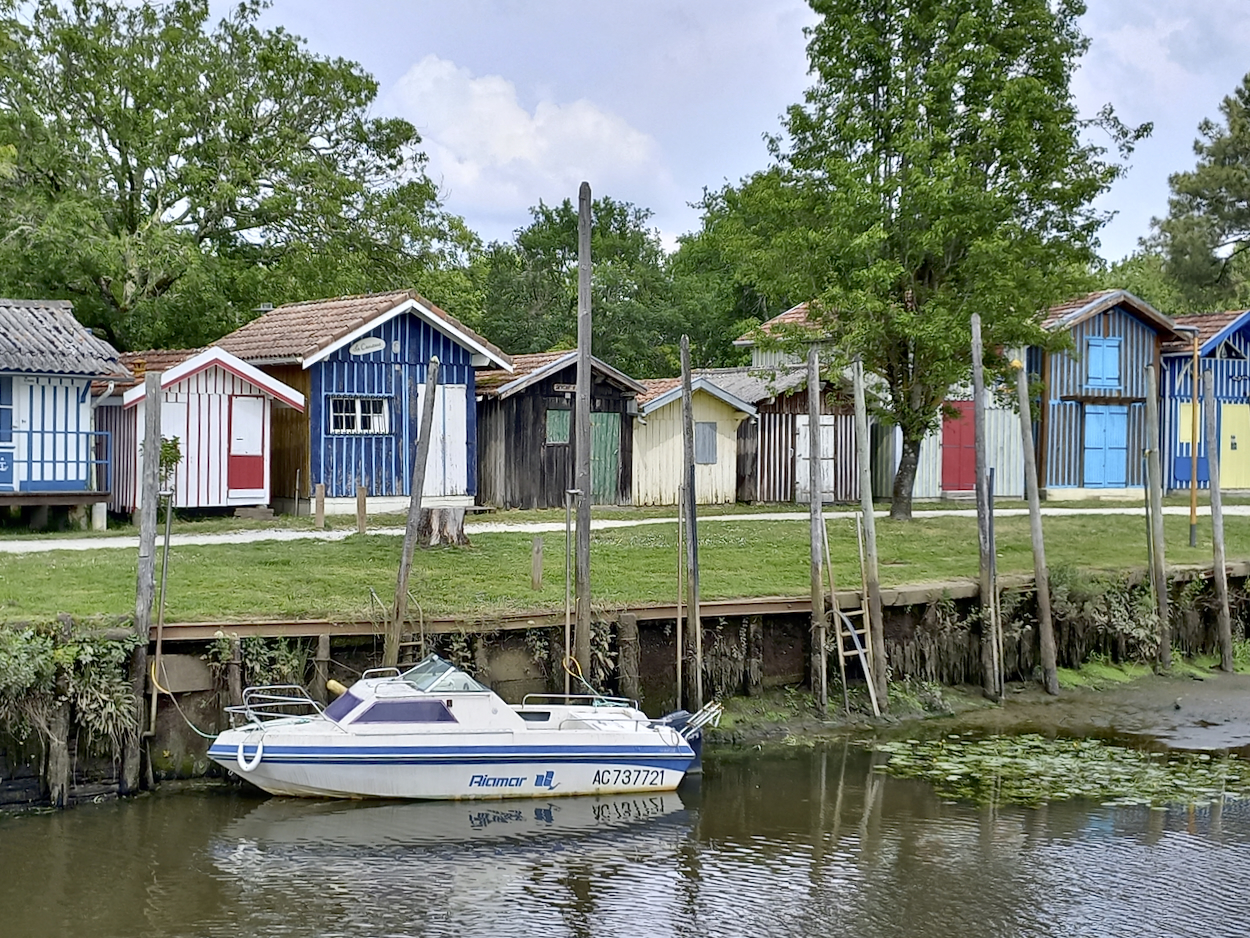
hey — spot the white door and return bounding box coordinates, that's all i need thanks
[415,384,468,497]
[228,396,266,498]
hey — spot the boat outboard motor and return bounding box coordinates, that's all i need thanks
[655,710,702,773]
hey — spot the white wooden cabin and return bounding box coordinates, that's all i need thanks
[633,377,756,506]
[97,346,305,512]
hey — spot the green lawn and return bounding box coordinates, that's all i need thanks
[2,512,1246,623]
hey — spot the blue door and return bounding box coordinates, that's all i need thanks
[0,376,12,489]
[1084,404,1128,487]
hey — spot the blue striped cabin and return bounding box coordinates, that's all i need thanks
[217,292,511,514]
[0,299,128,506]
[1035,290,1185,498]
[1162,310,1250,491]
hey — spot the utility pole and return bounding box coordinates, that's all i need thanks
[1145,363,1170,669]
[387,358,440,667]
[680,335,703,710]
[971,313,1000,700]
[574,181,593,676]
[122,370,161,794]
[807,345,827,714]
[1015,354,1058,695]
[852,357,887,710]
[1203,370,1233,672]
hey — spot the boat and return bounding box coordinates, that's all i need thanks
[208,653,720,800]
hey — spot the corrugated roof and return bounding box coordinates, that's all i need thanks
[0,299,129,376]
[215,290,510,368]
[733,302,819,347]
[636,376,757,416]
[693,366,810,403]
[477,351,574,391]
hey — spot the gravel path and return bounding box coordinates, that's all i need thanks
[0,504,1246,555]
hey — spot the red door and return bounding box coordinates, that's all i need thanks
[227,396,265,493]
[941,400,977,491]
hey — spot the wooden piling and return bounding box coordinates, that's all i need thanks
[573,181,593,678]
[356,483,367,535]
[227,637,243,709]
[313,633,331,705]
[47,616,73,808]
[531,536,543,590]
[1015,355,1058,695]
[618,612,640,702]
[122,370,162,795]
[852,358,887,710]
[1189,333,1201,547]
[1145,363,1170,669]
[745,615,763,697]
[807,345,827,714]
[681,336,703,710]
[1204,369,1234,672]
[388,358,440,667]
[314,483,325,530]
[675,482,684,710]
[971,314,1000,701]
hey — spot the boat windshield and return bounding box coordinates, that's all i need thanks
[400,654,491,693]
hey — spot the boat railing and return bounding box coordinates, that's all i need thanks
[520,693,639,709]
[679,700,724,739]
[227,684,325,726]
[361,667,402,680]
[554,715,657,733]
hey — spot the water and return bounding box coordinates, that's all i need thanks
[4,746,1249,938]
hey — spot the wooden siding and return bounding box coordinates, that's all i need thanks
[476,366,635,509]
[873,424,942,499]
[306,314,477,499]
[747,386,854,504]
[264,364,311,499]
[794,414,858,503]
[633,391,747,505]
[110,365,281,511]
[1163,328,1250,490]
[1044,304,1157,489]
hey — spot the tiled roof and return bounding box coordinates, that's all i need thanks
[215,290,510,367]
[92,349,202,394]
[635,376,757,416]
[1165,311,1250,354]
[1042,288,1184,342]
[637,377,682,406]
[0,299,129,376]
[477,351,574,391]
[1041,290,1119,330]
[733,302,821,346]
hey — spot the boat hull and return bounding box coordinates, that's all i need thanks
[208,730,695,800]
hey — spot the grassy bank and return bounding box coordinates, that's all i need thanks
[2,511,1248,622]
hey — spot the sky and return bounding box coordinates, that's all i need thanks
[220,0,1250,262]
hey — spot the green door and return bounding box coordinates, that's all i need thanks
[590,412,621,504]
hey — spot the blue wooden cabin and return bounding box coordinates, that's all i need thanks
[0,299,129,510]
[1162,310,1250,491]
[217,291,511,515]
[1034,290,1185,497]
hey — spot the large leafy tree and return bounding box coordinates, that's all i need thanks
[0,0,470,349]
[1155,72,1250,310]
[700,0,1145,518]
[477,196,680,376]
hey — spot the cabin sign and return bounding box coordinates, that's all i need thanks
[349,337,387,357]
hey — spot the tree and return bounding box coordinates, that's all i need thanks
[1156,72,1250,310]
[477,196,680,376]
[0,0,470,349]
[698,0,1147,518]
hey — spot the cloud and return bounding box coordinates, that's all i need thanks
[382,55,675,242]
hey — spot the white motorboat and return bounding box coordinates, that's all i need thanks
[208,654,720,800]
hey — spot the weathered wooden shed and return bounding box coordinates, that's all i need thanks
[1035,290,1185,498]
[216,291,511,514]
[633,377,756,506]
[0,299,128,510]
[96,346,305,512]
[476,351,644,508]
[695,366,857,504]
[1162,310,1250,491]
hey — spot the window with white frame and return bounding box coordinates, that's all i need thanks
[329,397,389,434]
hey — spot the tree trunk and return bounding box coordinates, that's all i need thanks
[417,508,470,547]
[890,433,923,520]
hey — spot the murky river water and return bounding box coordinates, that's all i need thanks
[4,745,1249,938]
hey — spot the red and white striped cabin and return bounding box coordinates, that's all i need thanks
[96,347,304,512]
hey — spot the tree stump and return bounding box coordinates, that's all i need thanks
[418,508,470,547]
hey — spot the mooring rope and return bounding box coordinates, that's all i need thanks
[149,661,217,740]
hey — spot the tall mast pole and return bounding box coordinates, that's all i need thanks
[574,182,593,676]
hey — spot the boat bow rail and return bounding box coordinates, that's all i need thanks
[227,684,325,727]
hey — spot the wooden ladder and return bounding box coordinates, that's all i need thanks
[822,511,880,717]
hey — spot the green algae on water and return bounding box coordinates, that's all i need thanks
[874,734,1250,807]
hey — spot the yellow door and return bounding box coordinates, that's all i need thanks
[1221,403,1250,488]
